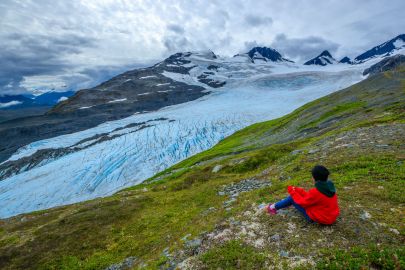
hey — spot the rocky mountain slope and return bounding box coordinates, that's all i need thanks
[0,58,403,269]
[363,54,405,76]
[0,52,213,164]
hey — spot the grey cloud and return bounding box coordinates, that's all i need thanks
[163,35,191,53]
[271,34,340,63]
[240,40,261,53]
[214,10,230,28]
[167,23,185,34]
[61,62,151,91]
[0,33,97,95]
[244,14,273,27]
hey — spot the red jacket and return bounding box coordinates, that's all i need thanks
[287,185,340,224]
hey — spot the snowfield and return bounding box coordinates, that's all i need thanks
[0,53,387,218]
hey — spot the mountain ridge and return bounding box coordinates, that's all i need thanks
[354,34,405,63]
[2,33,404,110]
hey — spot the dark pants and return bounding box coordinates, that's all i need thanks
[274,196,312,222]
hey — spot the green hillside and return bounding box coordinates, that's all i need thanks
[1,66,404,270]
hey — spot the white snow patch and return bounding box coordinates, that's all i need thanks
[138,92,150,96]
[162,71,206,87]
[156,83,170,86]
[139,75,157,79]
[108,98,127,103]
[157,90,172,93]
[393,39,405,49]
[79,106,94,110]
[57,96,68,103]
[0,100,22,108]
[182,63,196,68]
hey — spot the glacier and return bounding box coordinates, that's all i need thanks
[0,54,378,218]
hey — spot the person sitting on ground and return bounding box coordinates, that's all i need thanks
[265,165,340,225]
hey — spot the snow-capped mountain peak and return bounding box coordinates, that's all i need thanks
[339,56,352,64]
[304,50,337,66]
[319,50,333,58]
[247,46,293,63]
[354,34,405,63]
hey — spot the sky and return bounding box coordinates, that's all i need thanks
[0,0,404,96]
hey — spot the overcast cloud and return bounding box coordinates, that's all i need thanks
[0,0,404,95]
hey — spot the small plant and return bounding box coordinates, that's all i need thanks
[201,240,267,269]
[316,246,405,270]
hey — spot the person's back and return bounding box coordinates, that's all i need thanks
[265,165,340,225]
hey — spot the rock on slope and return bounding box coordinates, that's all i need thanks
[363,54,405,76]
[0,57,403,270]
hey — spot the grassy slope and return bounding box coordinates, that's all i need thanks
[0,67,404,270]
